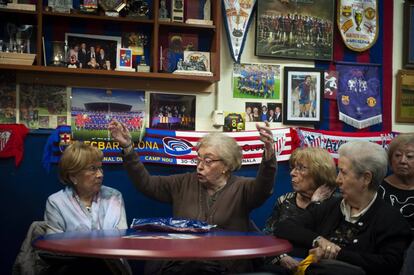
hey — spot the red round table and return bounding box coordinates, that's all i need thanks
[33,229,292,260]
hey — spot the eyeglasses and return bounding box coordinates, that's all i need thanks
[194,157,223,166]
[83,165,103,174]
[290,164,308,173]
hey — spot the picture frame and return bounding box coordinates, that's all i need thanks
[396,70,414,123]
[283,67,324,125]
[116,48,135,72]
[255,0,334,61]
[149,93,196,131]
[65,33,121,71]
[403,0,414,69]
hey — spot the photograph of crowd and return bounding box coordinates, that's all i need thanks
[256,0,334,61]
[71,88,145,141]
[233,63,281,99]
[65,33,121,70]
[150,93,196,131]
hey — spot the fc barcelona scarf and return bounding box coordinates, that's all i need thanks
[0,124,29,166]
[336,63,382,129]
[222,0,256,62]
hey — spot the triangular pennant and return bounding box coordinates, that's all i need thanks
[222,0,257,62]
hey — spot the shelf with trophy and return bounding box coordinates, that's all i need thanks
[0,0,221,87]
[0,21,36,66]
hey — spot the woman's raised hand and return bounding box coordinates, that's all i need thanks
[256,121,275,160]
[108,120,132,148]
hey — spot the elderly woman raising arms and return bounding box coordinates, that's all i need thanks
[274,141,411,275]
[108,120,277,273]
[108,120,276,232]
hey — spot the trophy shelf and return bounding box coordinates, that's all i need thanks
[0,0,221,90]
[42,10,154,24]
[0,7,37,15]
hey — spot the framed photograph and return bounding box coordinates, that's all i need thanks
[65,33,121,70]
[116,48,135,72]
[403,0,414,69]
[233,63,281,99]
[150,93,196,131]
[396,70,414,123]
[255,0,334,61]
[283,67,324,125]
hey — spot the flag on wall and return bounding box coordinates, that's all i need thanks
[296,127,395,160]
[222,0,256,62]
[0,124,29,166]
[42,127,298,169]
[336,63,382,129]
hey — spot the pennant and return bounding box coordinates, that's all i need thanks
[0,124,29,166]
[222,0,256,62]
[42,127,299,168]
[337,0,378,52]
[336,63,382,129]
[296,128,396,160]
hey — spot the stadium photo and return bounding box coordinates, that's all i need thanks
[71,88,145,141]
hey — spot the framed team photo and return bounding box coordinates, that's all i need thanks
[255,0,334,61]
[283,67,324,125]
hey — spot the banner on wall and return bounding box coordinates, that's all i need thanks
[337,0,378,52]
[42,126,298,170]
[222,0,256,62]
[0,124,29,166]
[296,127,396,160]
[336,63,382,129]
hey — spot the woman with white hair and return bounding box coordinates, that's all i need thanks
[274,141,411,275]
[108,120,277,273]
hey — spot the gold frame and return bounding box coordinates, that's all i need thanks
[396,70,414,123]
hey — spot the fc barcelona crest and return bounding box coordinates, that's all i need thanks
[337,0,378,52]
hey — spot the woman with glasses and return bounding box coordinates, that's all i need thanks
[42,141,129,274]
[44,141,127,234]
[261,147,337,274]
[108,120,277,273]
[274,141,411,275]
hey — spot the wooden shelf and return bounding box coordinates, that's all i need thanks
[0,0,221,92]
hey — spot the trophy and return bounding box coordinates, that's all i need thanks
[99,0,126,17]
[171,0,184,22]
[159,0,170,21]
[354,9,363,31]
[126,0,149,19]
[50,41,66,66]
[136,34,149,72]
[48,0,73,13]
[6,23,17,53]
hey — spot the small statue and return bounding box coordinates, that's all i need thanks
[159,0,169,19]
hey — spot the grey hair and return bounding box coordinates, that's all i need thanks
[197,132,242,172]
[338,141,388,190]
[387,133,414,164]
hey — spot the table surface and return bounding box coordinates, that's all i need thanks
[33,229,292,260]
